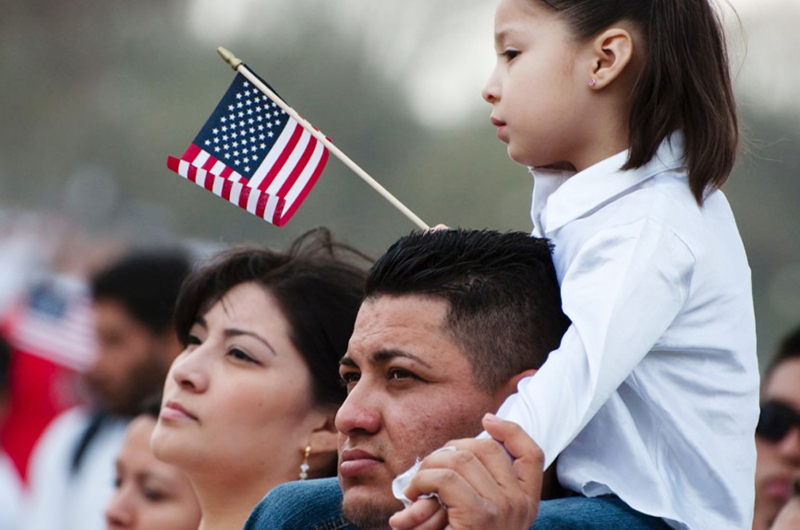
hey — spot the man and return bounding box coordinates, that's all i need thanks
[244,229,571,530]
[753,326,800,530]
[23,250,190,530]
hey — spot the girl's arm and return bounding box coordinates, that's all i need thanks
[494,216,695,467]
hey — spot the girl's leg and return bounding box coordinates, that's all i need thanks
[532,496,673,530]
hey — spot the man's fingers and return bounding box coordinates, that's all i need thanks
[389,499,447,530]
[482,413,544,501]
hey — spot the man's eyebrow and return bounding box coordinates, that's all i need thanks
[223,328,277,356]
[340,350,435,369]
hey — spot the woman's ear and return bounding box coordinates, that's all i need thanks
[308,413,338,455]
[588,27,635,89]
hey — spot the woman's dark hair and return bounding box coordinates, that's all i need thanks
[536,0,738,204]
[174,228,370,407]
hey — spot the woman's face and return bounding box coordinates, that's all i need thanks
[105,416,201,530]
[151,282,319,485]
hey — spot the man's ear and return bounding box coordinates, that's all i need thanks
[588,27,635,89]
[496,368,538,404]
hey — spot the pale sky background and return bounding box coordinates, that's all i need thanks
[185,0,800,128]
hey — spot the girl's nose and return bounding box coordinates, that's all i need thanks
[482,69,500,104]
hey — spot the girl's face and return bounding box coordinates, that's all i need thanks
[105,416,201,530]
[151,282,320,487]
[482,0,593,169]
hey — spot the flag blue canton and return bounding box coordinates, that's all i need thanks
[193,73,289,179]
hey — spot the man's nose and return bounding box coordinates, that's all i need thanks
[335,381,381,436]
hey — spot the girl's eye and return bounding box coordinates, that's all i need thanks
[228,347,256,363]
[502,49,520,61]
[113,475,123,489]
[186,334,202,347]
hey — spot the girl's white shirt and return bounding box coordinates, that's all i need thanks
[495,134,759,530]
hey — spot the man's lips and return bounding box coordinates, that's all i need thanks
[339,448,383,478]
[160,400,198,422]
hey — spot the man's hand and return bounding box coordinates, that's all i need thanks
[389,414,544,530]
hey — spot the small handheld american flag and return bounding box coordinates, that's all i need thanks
[167,72,329,226]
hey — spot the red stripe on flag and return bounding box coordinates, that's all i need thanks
[204,174,215,191]
[237,185,252,210]
[219,166,234,180]
[183,143,201,162]
[275,148,329,227]
[255,193,268,218]
[167,156,180,173]
[260,124,303,191]
[276,137,316,198]
[221,179,234,201]
[202,154,218,171]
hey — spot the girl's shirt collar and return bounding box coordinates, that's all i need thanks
[528,133,686,235]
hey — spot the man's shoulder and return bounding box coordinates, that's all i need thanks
[244,477,355,530]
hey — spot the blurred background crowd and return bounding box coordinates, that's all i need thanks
[1,0,799,529]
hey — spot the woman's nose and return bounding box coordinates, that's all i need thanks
[105,488,134,528]
[170,348,210,393]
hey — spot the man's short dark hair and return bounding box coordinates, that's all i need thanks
[365,229,570,392]
[91,250,192,335]
[765,325,800,381]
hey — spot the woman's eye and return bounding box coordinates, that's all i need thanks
[185,333,202,349]
[228,347,256,363]
[502,49,520,61]
[142,486,166,502]
[113,476,122,489]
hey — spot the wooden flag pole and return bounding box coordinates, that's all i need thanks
[217,47,430,231]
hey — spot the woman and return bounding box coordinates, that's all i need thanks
[105,398,201,530]
[151,229,368,530]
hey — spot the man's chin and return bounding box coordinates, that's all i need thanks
[341,485,403,530]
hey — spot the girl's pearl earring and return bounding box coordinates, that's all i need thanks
[588,78,597,88]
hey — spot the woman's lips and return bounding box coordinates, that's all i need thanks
[490,116,507,140]
[339,448,382,478]
[160,400,198,422]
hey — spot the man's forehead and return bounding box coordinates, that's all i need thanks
[345,295,458,365]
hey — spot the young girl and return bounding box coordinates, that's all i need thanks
[399,0,758,529]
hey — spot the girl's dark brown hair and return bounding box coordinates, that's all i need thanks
[537,0,738,204]
[174,228,370,407]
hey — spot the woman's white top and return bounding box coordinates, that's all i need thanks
[495,135,759,530]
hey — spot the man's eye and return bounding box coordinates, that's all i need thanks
[340,372,360,386]
[388,369,416,381]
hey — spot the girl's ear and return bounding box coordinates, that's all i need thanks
[589,27,635,89]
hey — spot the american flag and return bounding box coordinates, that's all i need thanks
[167,72,329,226]
[4,276,97,372]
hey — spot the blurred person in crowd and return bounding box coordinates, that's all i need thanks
[24,251,191,530]
[753,326,800,530]
[771,477,800,530]
[105,395,201,530]
[150,228,368,530]
[0,334,22,530]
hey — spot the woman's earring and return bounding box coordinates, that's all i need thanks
[299,444,312,480]
[588,78,597,88]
